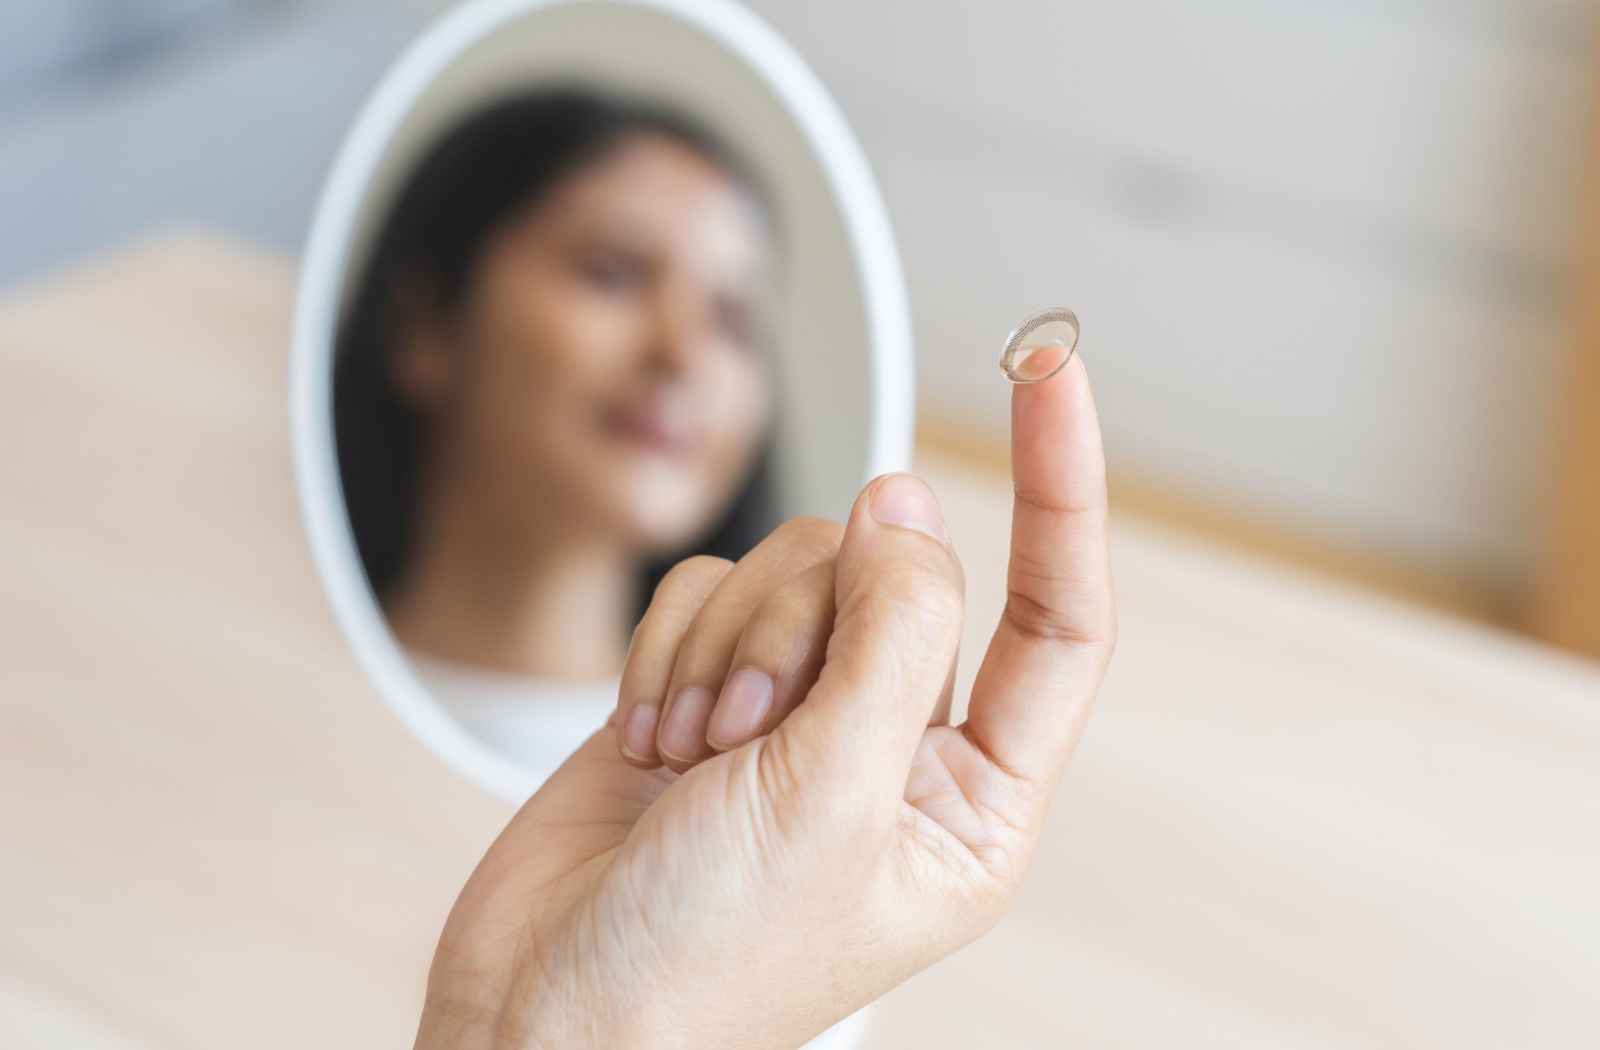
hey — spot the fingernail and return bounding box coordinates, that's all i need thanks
[707,669,774,750]
[620,704,658,760]
[659,687,715,761]
[870,473,944,541]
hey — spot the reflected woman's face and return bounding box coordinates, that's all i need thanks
[394,131,775,555]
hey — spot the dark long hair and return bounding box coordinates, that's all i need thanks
[333,89,779,617]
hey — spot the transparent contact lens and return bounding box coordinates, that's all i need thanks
[999,307,1079,383]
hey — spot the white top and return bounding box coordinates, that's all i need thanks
[406,652,618,784]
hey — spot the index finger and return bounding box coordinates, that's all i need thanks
[965,354,1115,788]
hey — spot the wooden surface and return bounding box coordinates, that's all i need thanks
[1,233,1597,1048]
[1529,71,1600,659]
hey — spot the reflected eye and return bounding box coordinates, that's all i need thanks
[577,247,648,294]
[715,295,762,354]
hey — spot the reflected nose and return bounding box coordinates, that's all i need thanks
[644,285,703,378]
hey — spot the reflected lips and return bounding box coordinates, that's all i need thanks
[601,393,692,454]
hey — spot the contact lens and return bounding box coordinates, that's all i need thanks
[999,307,1079,383]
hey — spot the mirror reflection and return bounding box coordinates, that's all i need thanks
[334,90,788,772]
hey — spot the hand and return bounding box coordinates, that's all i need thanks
[415,357,1115,1049]
[613,514,849,774]
[612,514,953,774]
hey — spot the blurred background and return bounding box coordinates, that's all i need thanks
[3,0,1597,656]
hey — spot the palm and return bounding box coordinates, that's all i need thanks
[518,716,1027,932]
[506,731,674,896]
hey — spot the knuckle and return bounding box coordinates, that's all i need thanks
[631,556,732,650]
[743,594,831,671]
[1001,543,1114,647]
[754,587,826,633]
[654,555,732,600]
[769,565,835,614]
[664,554,734,586]
[856,564,964,640]
[899,567,965,621]
[1002,583,1116,647]
[771,515,845,555]
[1013,478,1101,519]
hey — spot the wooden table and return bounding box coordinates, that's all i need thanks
[2,233,1596,1048]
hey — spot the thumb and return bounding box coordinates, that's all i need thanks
[770,473,965,814]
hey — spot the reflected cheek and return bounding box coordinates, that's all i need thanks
[492,261,642,376]
[703,360,772,470]
[515,296,625,383]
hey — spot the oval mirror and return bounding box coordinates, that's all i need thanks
[291,0,910,817]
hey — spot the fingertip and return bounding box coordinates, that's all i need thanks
[706,668,775,751]
[1012,347,1091,416]
[837,475,964,615]
[657,686,716,768]
[868,472,945,541]
[848,473,952,556]
[618,703,661,766]
[1011,351,1105,506]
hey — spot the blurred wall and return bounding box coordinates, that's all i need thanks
[0,0,429,284]
[741,0,1598,618]
[1,0,1595,620]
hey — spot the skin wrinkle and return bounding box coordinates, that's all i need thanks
[420,950,503,1046]
[894,798,990,886]
[762,590,828,670]
[771,515,846,556]
[526,864,662,1047]
[759,725,848,852]
[1005,536,1109,594]
[905,729,1029,875]
[771,629,820,698]
[853,554,965,619]
[750,731,817,853]
[721,747,843,923]
[882,822,997,977]
[999,589,1111,646]
[956,716,1031,785]
[493,929,551,1048]
[461,773,669,1047]
[1010,467,1101,518]
[490,801,669,1044]
[1003,540,1113,642]
[572,759,797,1047]
[937,728,1029,843]
[547,896,608,1043]
[840,575,964,671]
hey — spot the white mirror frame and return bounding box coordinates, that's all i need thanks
[289,0,913,804]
